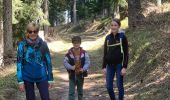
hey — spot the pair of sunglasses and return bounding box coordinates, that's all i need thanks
[28,30,38,34]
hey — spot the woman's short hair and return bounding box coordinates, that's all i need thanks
[26,22,39,32]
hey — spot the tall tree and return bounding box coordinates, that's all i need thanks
[0,19,2,66]
[43,0,49,35]
[157,0,161,6]
[0,0,3,66]
[73,0,77,24]
[128,0,142,29]
[2,0,13,65]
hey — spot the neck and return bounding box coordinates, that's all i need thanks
[74,47,80,50]
[111,32,117,36]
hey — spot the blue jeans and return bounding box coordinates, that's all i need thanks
[24,80,50,100]
[106,64,124,100]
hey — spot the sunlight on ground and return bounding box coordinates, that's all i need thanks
[87,73,103,78]
[48,35,106,52]
[121,17,128,29]
[125,93,138,100]
[0,64,16,77]
[85,20,101,32]
[162,3,170,12]
[142,74,168,89]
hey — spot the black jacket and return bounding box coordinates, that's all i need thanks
[102,33,129,69]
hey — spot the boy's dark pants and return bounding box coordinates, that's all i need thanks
[24,80,50,100]
[69,74,84,100]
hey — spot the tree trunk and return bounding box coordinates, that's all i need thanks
[128,0,142,29]
[2,0,13,65]
[70,0,73,23]
[73,0,77,24]
[107,5,110,17]
[157,0,162,6]
[113,3,120,18]
[102,0,105,18]
[43,0,49,35]
[0,20,3,66]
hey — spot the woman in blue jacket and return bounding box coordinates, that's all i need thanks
[17,23,54,100]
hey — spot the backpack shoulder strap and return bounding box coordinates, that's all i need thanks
[22,39,28,64]
[119,32,125,66]
[39,40,48,54]
[119,31,125,39]
[106,34,111,47]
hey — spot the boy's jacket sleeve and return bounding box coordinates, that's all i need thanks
[16,42,24,83]
[83,52,90,71]
[63,54,74,70]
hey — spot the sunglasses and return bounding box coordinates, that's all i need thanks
[28,30,38,34]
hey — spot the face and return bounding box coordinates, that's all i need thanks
[110,21,120,34]
[27,27,39,40]
[73,42,81,49]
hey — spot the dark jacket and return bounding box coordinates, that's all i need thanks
[63,47,90,79]
[102,32,129,69]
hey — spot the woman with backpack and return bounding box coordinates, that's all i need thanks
[16,23,54,100]
[102,19,129,100]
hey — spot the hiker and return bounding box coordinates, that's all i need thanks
[102,19,129,100]
[16,22,54,100]
[63,36,90,100]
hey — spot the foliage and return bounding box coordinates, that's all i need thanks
[12,0,49,42]
[49,0,67,26]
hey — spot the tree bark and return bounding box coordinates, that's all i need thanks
[113,3,120,18]
[2,0,13,65]
[43,0,49,35]
[157,0,162,6]
[0,20,3,66]
[73,0,77,24]
[128,0,142,29]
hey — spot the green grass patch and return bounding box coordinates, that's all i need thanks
[0,73,17,99]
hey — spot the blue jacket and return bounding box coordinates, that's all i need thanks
[17,38,53,84]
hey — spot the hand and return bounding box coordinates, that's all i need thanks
[19,84,25,92]
[48,83,53,89]
[72,65,75,70]
[102,68,106,76]
[80,68,84,72]
[121,68,126,76]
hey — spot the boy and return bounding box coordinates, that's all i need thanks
[63,36,90,100]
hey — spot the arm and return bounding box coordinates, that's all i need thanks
[122,35,129,68]
[82,52,90,71]
[63,54,75,70]
[102,37,107,69]
[16,42,24,84]
[44,42,54,83]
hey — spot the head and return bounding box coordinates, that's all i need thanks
[72,36,81,49]
[110,18,121,34]
[26,22,39,40]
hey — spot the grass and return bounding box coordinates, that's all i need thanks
[0,65,18,100]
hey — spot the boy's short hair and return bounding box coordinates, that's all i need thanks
[72,36,81,43]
